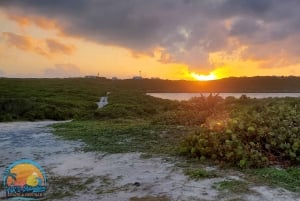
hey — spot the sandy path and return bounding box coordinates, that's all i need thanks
[97,96,108,108]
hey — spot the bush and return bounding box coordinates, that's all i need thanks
[180,98,300,168]
[94,91,180,119]
[152,94,223,126]
[152,110,209,126]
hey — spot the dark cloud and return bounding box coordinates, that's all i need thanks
[1,0,300,69]
[221,0,272,17]
[230,18,263,37]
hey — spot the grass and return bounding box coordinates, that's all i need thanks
[46,174,120,199]
[246,167,300,192]
[185,168,218,180]
[213,180,251,194]
[52,119,189,154]
[46,175,94,200]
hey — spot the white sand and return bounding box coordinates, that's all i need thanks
[97,96,108,108]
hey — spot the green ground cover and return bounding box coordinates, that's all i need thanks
[0,78,108,121]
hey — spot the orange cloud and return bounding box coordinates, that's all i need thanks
[2,32,34,51]
[46,38,75,55]
[7,13,59,31]
[2,32,75,57]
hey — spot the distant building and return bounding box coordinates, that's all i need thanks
[112,77,118,80]
[132,76,142,80]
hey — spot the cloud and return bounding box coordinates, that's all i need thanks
[43,63,81,78]
[2,32,75,57]
[2,32,34,51]
[6,13,58,30]
[2,0,300,70]
[46,38,75,55]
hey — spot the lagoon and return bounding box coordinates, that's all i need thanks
[147,93,300,101]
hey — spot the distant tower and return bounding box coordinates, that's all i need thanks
[139,70,142,77]
[97,72,99,77]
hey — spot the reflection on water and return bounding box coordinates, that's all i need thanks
[147,93,300,101]
[0,121,83,173]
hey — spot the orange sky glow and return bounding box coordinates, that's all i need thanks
[1,1,300,80]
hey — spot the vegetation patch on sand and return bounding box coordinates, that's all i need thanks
[246,167,300,192]
[52,119,189,154]
[213,179,251,194]
[129,196,171,201]
[46,175,96,200]
[185,168,218,180]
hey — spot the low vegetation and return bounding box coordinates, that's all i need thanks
[46,175,95,199]
[0,78,107,121]
[185,168,218,180]
[130,196,170,201]
[213,179,251,194]
[52,119,188,154]
[94,91,178,119]
[1,78,300,193]
[247,167,300,192]
[180,97,300,168]
[152,94,222,126]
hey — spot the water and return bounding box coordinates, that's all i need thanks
[147,93,300,101]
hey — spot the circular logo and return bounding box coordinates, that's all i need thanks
[3,159,47,200]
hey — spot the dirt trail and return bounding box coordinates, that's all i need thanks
[0,121,299,201]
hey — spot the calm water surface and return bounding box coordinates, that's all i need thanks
[147,93,300,101]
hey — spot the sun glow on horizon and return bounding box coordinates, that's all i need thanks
[190,72,217,81]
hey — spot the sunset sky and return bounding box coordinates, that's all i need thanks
[1,0,300,80]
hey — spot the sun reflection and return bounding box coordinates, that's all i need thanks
[190,72,217,81]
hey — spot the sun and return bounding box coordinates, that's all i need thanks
[190,72,217,81]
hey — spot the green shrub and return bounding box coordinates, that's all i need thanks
[152,110,209,125]
[181,98,300,168]
[94,91,179,119]
[152,94,222,126]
